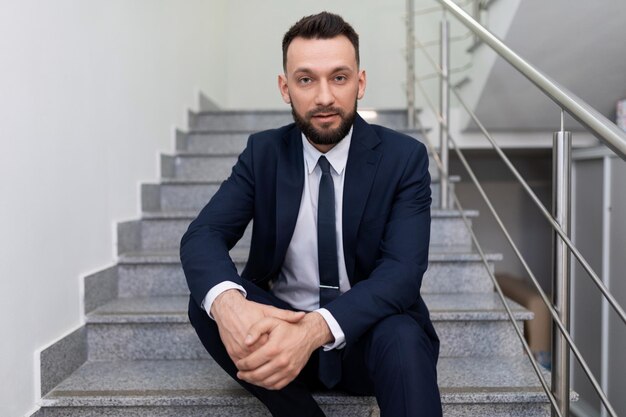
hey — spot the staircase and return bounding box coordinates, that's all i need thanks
[35,108,551,417]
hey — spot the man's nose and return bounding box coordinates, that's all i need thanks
[315,80,335,107]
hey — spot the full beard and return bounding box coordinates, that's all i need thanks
[291,100,357,146]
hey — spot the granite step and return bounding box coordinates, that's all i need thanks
[39,356,550,417]
[161,152,441,182]
[117,247,499,298]
[176,128,427,154]
[84,292,525,361]
[118,209,476,252]
[176,130,250,154]
[141,177,458,212]
[160,154,237,182]
[188,109,411,132]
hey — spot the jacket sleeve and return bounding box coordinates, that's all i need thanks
[180,135,255,308]
[324,142,431,346]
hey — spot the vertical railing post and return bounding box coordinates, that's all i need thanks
[406,0,416,129]
[472,0,481,43]
[439,12,450,209]
[551,111,571,417]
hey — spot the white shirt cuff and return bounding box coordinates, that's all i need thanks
[201,281,247,320]
[314,308,346,350]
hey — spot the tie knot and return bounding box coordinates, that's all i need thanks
[318,156,331,174]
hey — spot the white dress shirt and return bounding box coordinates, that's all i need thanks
[202,128,354,350]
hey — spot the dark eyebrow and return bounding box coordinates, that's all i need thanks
[331,66,354,73]
[292,66,354,75]
[292,67,314,75]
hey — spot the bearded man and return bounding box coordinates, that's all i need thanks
[181,11,442,417]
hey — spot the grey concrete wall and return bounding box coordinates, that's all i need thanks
[608,158,626,416]
[450,149,553,293]
[571,159,604,414]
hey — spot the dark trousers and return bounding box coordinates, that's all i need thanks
[188,280,442,417]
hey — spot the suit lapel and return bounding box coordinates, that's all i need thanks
[272,127,305,273]
[342,116,381,284]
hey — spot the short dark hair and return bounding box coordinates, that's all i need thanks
[282,12,360,70]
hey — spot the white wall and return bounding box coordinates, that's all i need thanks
[209,0,523,129]
[215,0,402,109]
[215,0,476,110]
[0,1,226,416]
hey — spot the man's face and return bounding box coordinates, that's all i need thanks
[278,36,366,146]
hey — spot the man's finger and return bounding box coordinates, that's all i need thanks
[237,358,280,384]
[236,339,279,371]
[246,333,269,352]
[244,317,280,346]
[237,362,276,386]
[238,363,297,391]
[263,306,305,323]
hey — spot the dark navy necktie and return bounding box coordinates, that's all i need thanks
[316,156,342,388]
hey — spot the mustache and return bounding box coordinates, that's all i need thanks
[306,107,345,118]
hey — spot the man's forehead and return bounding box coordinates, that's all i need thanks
[285,36,358,73]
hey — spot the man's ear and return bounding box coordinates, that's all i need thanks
[278,74,291,104]
[357,69,367,100]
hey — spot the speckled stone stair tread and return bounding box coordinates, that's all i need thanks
[118,245,497,264]
[144,176,458,212]
[83,293,531,360]
[139,208,479,220]
[179,128,428,154]
[115,247,502,298]
[124,209,476,251]
[188,109,411,132]
[41,357,550,406]
[87,293,531,323]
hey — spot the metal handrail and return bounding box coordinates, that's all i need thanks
[415,109,562,415]
[413,64,620,416]
[452,84,626,326]
[414,35,473,82]
[407,3,626,415]
[436,0,626,159]
[413,3,626,327]
[446,130,618,417]
[416,61,472,82]
[415,30,473,48]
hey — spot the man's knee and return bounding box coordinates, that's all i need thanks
[364,315,441,416]
[367,314,435,368]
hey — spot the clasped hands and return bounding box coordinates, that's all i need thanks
[211,290,333,390]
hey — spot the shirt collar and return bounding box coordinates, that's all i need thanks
[302,126,353,176]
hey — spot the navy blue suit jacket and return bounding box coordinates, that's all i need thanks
[180,114,439,358]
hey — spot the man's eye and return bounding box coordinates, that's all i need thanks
[298,77,312,84]
[335,75,347,82]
